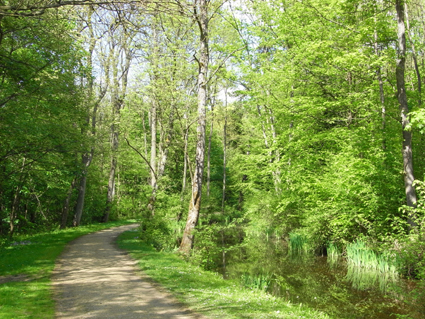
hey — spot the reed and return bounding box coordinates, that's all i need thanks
[240,273,271,291]
[345,240,398,275]
[327,242,340,259]
[326,242,340,268]
[289,233,309,254]
[345,264,398,293]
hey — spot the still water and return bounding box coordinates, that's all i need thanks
[219,237,423,319]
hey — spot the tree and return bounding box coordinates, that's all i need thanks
[179,0,209,255]
[0,6,88,235]
[395,0,418,228]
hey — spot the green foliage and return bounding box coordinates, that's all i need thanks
[395,179,425,278]
[138,215,173,251]
[0,9,91,236]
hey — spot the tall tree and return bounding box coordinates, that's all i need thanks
[179,0,209,254]
[104,14,134,222]
[395,0,417,227]
[0,6,88,235]
[72,6,107,227]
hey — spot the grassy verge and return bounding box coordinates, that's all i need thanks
[0,220,136,319]
[117,230,331,319]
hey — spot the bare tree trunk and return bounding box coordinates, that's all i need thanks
[73,165,89,226]
[142,110,148,160]
[104,42,131,222]
[61,177,77,229]
[207,84,217,197]
[147,99,157,214]
[9,185,21,238]
[72,6,100,226]
[147,22,161,215]
[105,55,120,221]
[9,158,25,238]
[395,0,417,228]
[105,154,117,222]
[158,109,174,178]
[179,0,209,255]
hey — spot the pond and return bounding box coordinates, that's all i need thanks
[218,236,423,319]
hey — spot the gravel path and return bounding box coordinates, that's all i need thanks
[52,224,205,319]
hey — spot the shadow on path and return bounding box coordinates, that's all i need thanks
[53,224,205,319]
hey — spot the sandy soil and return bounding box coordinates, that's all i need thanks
[52,224,206,319]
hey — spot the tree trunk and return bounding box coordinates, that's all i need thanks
[61,177,76,229]
[104,146,117,222]
[374,27,386,150]
[207,84,217,197]
[157,109,174,178]
[395,0,417,228]
[73,170,88,227]
[269,108,281,194]
[222,88,228,212]
[182,125,189,197]
[179,0,209,255]
[207,106,213,197]
[104,38,132,222]
[147,100,157,214]
[72,6,98,227]
[9,158,25,238]
[405,2,422,106]
[9,185,21,238]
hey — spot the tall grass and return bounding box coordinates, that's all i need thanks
[327,243,340,259]
[326,242,341,268]
[345,240,398,274]
[289,233,309,254]
[240,273,271,291]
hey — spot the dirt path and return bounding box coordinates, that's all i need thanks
[52,224,205,319]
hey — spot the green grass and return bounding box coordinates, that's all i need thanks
[0,220,136,319]
[117,230,331,319]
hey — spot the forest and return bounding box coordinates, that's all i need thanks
[1,0,425,316]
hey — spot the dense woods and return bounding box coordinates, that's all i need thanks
[1,0,425,301]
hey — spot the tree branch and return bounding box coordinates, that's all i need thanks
[124,137,158,180]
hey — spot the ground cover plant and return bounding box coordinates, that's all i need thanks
[117,230,331,319]
[0,220,136,319]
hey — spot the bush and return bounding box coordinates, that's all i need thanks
[138,215,173,251]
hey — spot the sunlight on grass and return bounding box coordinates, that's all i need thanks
[0,220,137,319]
[117,231,331,319]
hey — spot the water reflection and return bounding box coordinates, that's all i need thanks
[345,265,398,293]
[220,237,419,319]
